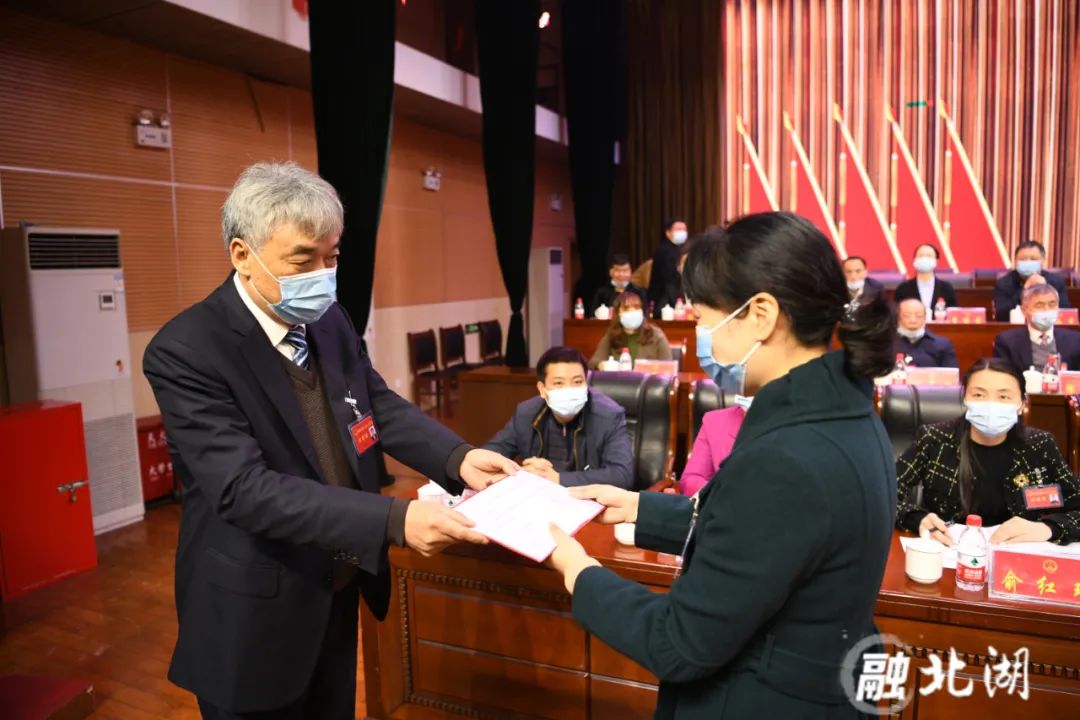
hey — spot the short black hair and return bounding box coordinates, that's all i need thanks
[536,346,589,382]
[1016,240,1046,257]
[610,253,631,267]
[663,216,686,233]
[914,243,940,259]
[842,255,868,269]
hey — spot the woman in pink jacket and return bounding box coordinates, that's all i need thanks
[678,404,747,496]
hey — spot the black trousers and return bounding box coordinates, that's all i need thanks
[197,578,361,720]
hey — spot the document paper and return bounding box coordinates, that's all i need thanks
[900,524,1080,569]
[455,470,604,563]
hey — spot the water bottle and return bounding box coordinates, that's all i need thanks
[618,347,633,371]
[574,298,585,320]
[1042,353,1061,394]
[674,297,686,320]
[933,297,947,322]
[892,353,908,384]
[955,514,988,592]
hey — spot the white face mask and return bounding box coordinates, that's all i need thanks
[545,386,588,418]
[847,279,865,293]
[913,257,937,274]
[671,229,688,245]
[620,309,644,331]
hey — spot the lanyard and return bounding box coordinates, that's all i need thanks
[674,493,701,578]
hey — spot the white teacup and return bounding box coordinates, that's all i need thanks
[614,522,636,546]
[905,537,944,584]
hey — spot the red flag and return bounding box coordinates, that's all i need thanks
[783,113,843,256]
[735,115,778,215]
[886,106,956,270]
[834,105,903,272]
[940,106,1010,270]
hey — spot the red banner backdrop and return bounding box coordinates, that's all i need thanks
[784,113,843,257]
[735,115,778,216]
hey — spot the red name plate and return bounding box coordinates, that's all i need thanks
[989,548,1080,607]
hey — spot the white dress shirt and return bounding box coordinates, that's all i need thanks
[1028,323,1055,346]
[233,272,299,361]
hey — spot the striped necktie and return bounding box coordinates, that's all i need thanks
[284,326,309,369]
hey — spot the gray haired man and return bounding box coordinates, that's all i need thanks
[144,162,518,719]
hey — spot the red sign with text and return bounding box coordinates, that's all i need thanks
[990,548,1080,607]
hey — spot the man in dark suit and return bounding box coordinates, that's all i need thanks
[647,216,688,317]
[589,253,647,316]
[993,240,1072,321]
[841,255,885,302]
[895,298,959,368]
[993,284,1080,372]
[143,162,518,720]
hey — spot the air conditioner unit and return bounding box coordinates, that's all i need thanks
[527,246,566,367]
[1,227,144,534]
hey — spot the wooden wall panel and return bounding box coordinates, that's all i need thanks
[0,172,176,330]
[374,207,447,308]
[441,212,503,302]
[175,188,232,310]
[286,87,319,172]
[714,0,1080,268]
[0,8,169,180]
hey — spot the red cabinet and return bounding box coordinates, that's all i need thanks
[0,401,97,601]
[136,415,175,503]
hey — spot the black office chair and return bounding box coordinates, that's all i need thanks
[687,379,735,458]
[478,320,504,365]
[879,384,964,459]
[936,271,973,289]
[588,371,678,490]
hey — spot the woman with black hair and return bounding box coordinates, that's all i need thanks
[547,212,899,718]
[894,243,958,310]
[896,358,1080,545]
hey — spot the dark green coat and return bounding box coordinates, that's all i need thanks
[572,352,896,719]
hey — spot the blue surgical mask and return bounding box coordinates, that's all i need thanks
[898,327,926,342]
[620,309,644,331]
[1016,260,1042,278]
[965,401,1020,438]
[671,230,688,245]
[248,245,337,325]
[545,386,588,418]
[913,257,937,274]
[696,297,762,394]
[1031,309,1058,332]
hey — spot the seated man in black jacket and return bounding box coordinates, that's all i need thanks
[993,240,1072,320]
[589,253,647,316]
[895,298,959,367]
[993,284,1080,372]
[484,346,634,488]
[842,255,885,302]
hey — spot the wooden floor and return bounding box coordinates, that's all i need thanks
[0,399,463,720]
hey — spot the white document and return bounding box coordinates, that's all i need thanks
[900,524,1080,570]
[455,470,603,563]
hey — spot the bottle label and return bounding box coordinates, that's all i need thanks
[956,553,986,584]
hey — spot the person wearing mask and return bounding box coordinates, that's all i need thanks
[894,243,957,310]
[589,291,673,368]
[993,284,1080,371]
[677,400,748,496]
[648,216,689,317]
[142,163,518,719]
[896,358,1080,545]
[895,298,959,368]
[993,240,1072,321]
[483,347,633,489]
[547,211,898,717]
[589,253,647,316]
[841,255,885,301]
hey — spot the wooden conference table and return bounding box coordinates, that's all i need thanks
[359,519,1080,719]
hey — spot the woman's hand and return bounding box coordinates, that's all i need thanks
[918,513,953,546]
[569,485,640,524]
[547,523,600,594]
[990,517,1053,544]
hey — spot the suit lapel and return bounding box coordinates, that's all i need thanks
[307,320,368,489]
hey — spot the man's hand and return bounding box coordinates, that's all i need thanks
[404,501,488,557]
[569,485,640,524]
[458,448,519,491]
[989,516,1053,544]
[523,457,559,484]
[1024,273,1047,289]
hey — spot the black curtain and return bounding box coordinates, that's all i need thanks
[561,0,627,309]
[476,0,539,367]
[308,0,396,334]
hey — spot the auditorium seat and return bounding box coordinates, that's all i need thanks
[936,271,973,288]
[669,339,685,369]
[879,384,963,459]
[687,378,735,457]
[407,329,455,415]
[589,371,677,490]
[478,320,504,365]
[869,271,905,289]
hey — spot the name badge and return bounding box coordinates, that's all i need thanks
[349,413,379,457]
[1023,484,1064,511]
